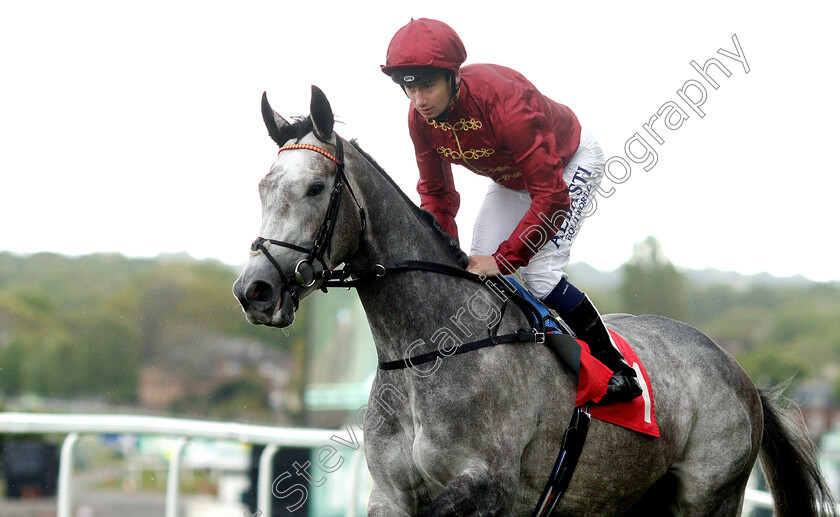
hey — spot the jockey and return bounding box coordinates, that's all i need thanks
[381,18,642,402]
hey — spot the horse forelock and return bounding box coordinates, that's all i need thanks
[277,115,316,145]
[348,139,469,268]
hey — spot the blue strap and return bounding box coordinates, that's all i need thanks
[502,277,563,333]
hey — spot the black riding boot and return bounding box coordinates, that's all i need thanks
[561,296,643,402]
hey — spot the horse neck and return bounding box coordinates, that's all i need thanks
[345,157,510,363]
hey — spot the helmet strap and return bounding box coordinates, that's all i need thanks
[434,71,460,123]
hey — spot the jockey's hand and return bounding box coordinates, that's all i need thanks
[467,255,501,277]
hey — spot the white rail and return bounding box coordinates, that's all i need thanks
[744,488,774,511]
[0,412,366,517]
[0,411,779,515]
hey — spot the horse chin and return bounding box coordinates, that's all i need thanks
[270,288,297,328]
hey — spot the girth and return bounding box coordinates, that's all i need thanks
[378,327,545,371]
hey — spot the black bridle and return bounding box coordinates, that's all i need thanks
[249,136,366,296]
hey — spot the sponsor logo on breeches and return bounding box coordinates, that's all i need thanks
[521,166,595,253]
[557,166,595,244]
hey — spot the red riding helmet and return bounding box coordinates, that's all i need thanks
[381,18,467,86]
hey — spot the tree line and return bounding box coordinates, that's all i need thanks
[0,252,306,422]
[580,236,840,395]
[1,241,838,422]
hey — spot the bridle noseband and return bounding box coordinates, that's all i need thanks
[250,136,366,295]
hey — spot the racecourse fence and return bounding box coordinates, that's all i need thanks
[0,412,773,516]
[0,412,368,517]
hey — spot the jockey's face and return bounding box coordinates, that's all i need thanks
[403,72,460,120]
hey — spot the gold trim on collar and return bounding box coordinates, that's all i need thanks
[426,117,483,132]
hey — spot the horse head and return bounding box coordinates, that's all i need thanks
[233,86,364,327]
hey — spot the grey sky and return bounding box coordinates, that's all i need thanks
[2,1,837,281]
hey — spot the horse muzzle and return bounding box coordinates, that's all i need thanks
[233,275,299,328]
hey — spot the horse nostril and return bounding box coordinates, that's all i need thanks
[248,281,274,304]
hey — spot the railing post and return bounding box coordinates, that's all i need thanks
[0,413,377,516]
[57,432,79,517]
[346,446,366,517]
[257,444,279,516]
[165,437,188,517]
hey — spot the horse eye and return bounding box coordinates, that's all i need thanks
[306,183,325,197]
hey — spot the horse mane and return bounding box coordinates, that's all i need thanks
[348,139,470,269]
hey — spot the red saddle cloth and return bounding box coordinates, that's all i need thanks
[575,329,659,437]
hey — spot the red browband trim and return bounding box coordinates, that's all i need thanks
[277,143,339,164]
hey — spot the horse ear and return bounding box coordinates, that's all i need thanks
[261,92,290,148]
[310,85,334,141]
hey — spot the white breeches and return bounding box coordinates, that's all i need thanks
[470,128,606,298]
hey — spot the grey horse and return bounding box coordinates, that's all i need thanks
[233,86,834,516]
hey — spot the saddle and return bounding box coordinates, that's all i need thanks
[501,277,582,371]
[504,276,659,435]
[502,276,613,405]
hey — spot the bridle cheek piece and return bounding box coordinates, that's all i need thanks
[249,136,366,294]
